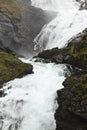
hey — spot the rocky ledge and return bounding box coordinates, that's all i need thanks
[0,51,33,86]
[37,28,87,130]
[38,28,87,70]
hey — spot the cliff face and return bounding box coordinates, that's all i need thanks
[55,74,87,130]
[0,0,56,57]
[37,28,87,130]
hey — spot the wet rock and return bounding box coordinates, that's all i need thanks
[38,47,69,63]
[55,74,87,130]
[38,28,87,70]
[76,0,87,10]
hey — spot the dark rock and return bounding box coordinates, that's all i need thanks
[0,90,6,97]
[55,74,87,130]
[76,0,87,10]
[38,47,70,63]
[38,28,87,70]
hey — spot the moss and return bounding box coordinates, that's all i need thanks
[0,52,33,84]
[64,74,87,101]
[71,85,87,100]
[68,31,87,69]
[0,0,27,18]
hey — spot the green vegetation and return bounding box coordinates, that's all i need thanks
[0,0,27,18]
[0,52,33,84]
[64,74,87,101]
[69,32,87,69]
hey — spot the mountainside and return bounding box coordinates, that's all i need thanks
[0,0,87,130]
[0,0,56,86]
[0,0,56,57]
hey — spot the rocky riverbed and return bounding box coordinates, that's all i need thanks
[0,0,87,130]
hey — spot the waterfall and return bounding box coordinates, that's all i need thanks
[31,0,59,11]
[33,0,87,53]
[0,0,87,130]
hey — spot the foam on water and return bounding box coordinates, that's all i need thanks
[0,60,66,130]
[33,0,87,52]
[0,0,87,130]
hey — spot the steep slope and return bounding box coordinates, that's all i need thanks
[0,0,56,57]
[0,51,33,85]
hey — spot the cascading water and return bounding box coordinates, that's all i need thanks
[31,0,59,11]
[0,61,67,130]
[33,0,87,53]
[0,0,87,130]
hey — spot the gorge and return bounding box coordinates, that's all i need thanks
[0,0,87,130]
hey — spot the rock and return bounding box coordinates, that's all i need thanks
[38,47,69,63]
[0,51,33,85]
[38,28,87,70]
[0,0,56,57]
[76,0,87,10]
[55,74,87,130]
[54,28,87,130]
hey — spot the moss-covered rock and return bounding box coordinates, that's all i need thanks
[0,51,33,85]
[67,29,87,69]
[38,28,87,70]
[55,74,87,130]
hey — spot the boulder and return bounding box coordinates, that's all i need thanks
[38,28,87,70]
[0,51,33,85]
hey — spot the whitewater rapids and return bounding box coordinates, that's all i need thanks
[33,0,87,52]
[0,0,87,130]
[0,60,66,130]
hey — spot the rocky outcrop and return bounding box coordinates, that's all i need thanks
[76,0,87,10]
[55,74,87,130]
[0,0,56,57]
[38,28,87,70]
[54,29,87,130]
[0,51,33,86]
[37,47,69,64]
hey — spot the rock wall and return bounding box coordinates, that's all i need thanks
[0,0,56,57]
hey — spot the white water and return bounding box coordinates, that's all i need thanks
[0,60,66,130]
[33,0,87,52]
[31,0,59,11]
[0,0,87,130]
